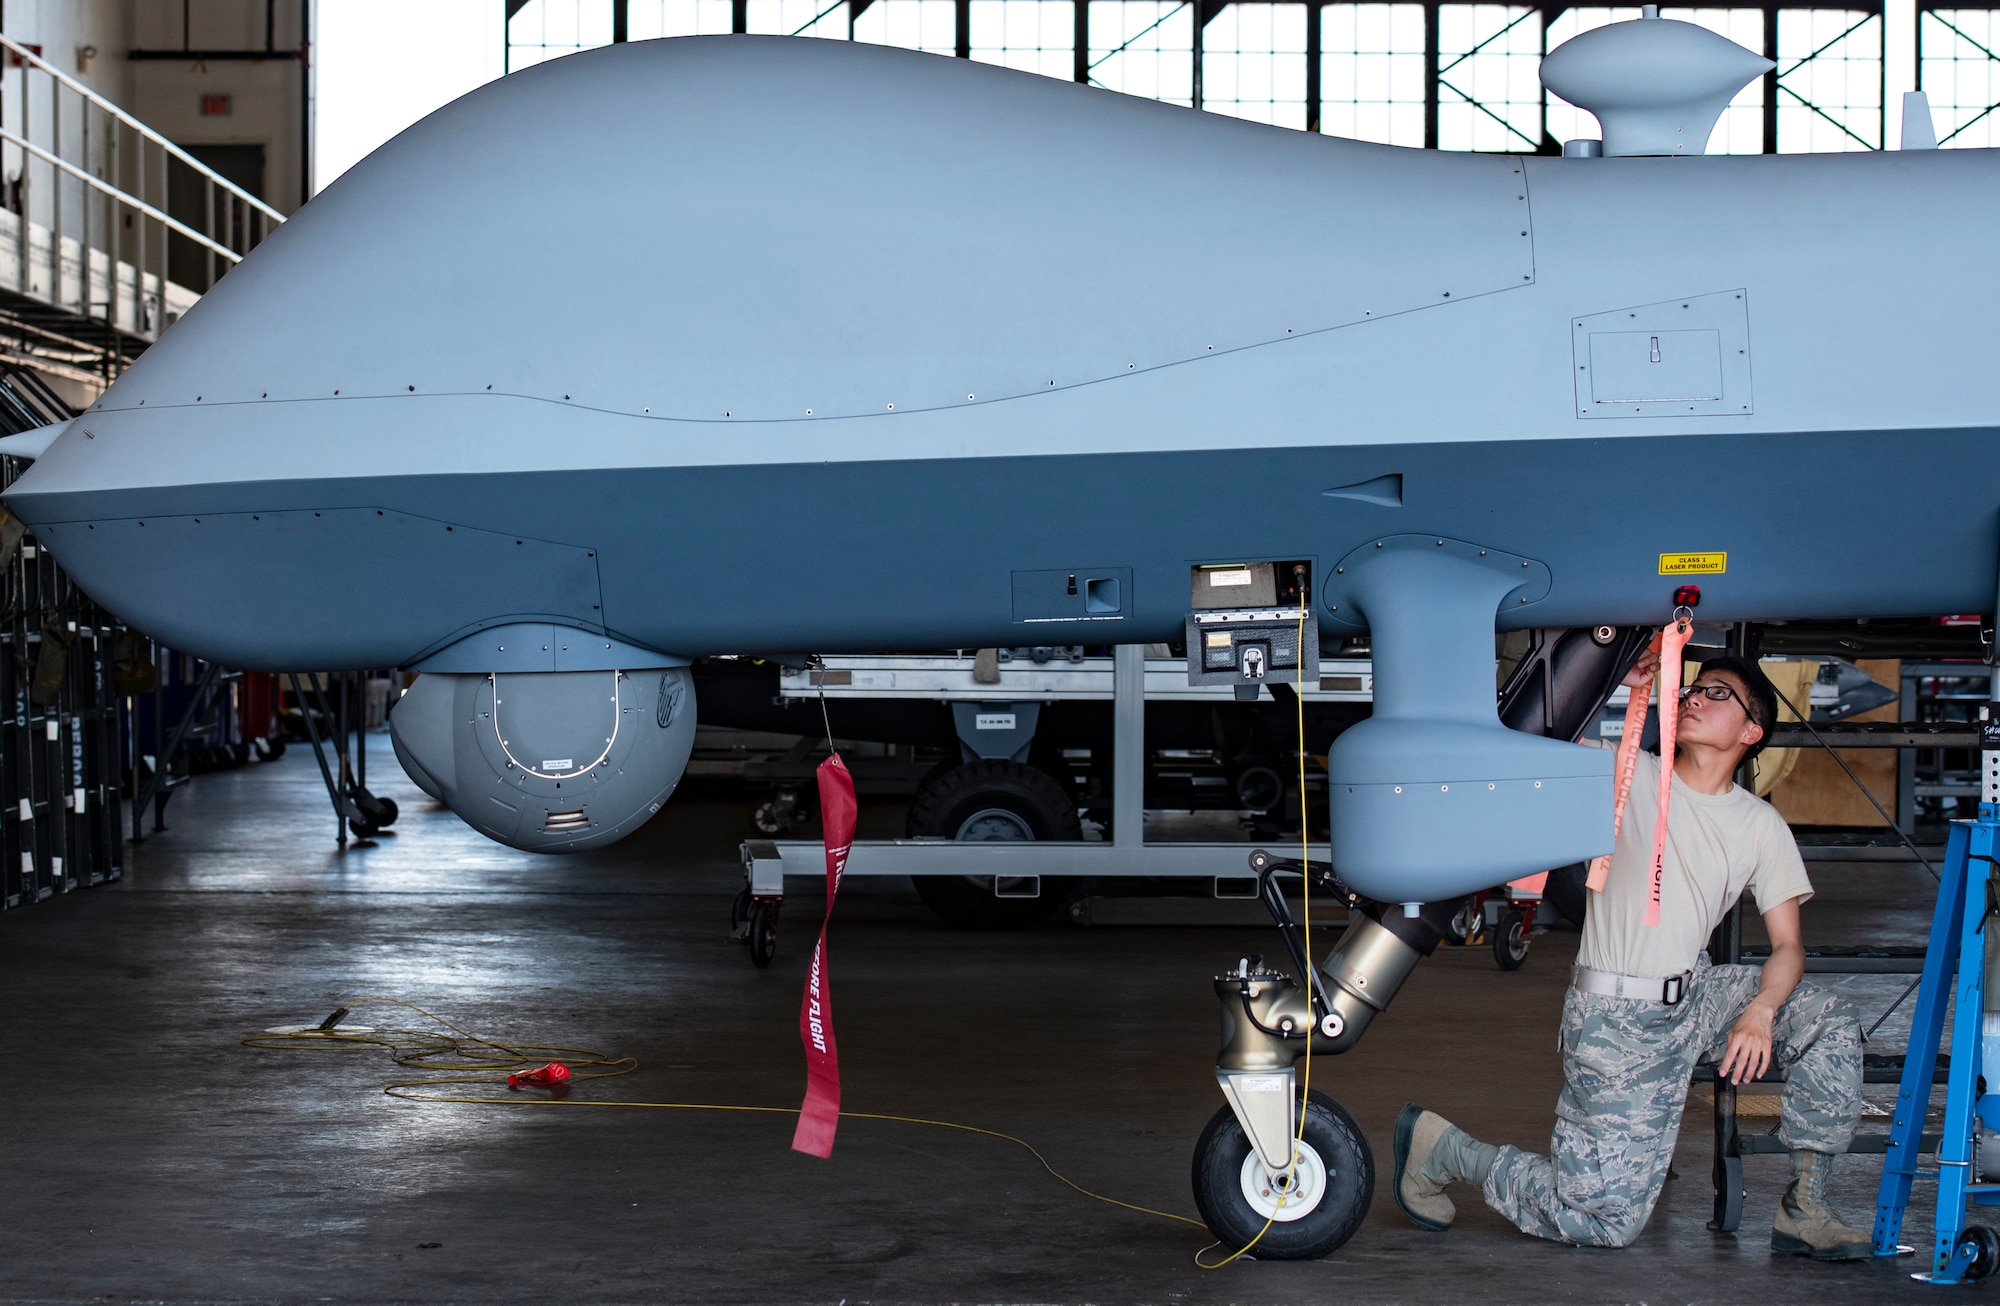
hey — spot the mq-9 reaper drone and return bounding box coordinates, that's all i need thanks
[5,13,1997,1258]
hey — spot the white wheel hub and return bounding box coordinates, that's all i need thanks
[1238,1140,1329,1221]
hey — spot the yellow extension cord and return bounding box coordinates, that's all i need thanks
[247,601,1323,1268]
[246,996,1206,1232]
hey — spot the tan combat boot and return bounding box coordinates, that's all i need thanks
[1393,1103,1499,1232]
[1771,1149,1871,1260]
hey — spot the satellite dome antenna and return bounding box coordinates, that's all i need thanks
[1540,6,1774,157]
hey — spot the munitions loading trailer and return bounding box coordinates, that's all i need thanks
[736,642,1372,957]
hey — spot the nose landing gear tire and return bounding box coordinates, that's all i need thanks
[1191,1088,1374,1260]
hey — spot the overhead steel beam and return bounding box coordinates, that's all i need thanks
[1423,1,1439,148]
[1306,0,1321,132]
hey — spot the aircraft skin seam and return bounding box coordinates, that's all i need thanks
[83,282,1544,427]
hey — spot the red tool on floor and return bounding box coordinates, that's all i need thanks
[507,1062,572,1088]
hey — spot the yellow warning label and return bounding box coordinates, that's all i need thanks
[1659,552,1727,575]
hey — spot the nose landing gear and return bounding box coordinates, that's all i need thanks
[1191,850,1453,1259]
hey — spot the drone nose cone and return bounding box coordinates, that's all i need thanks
[1,414,205,654]
[0,390,619,674]
[4,420,97,523]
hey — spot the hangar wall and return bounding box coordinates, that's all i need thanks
[2,0,309,215]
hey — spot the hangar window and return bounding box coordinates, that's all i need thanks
[745,0,851,37]
[1919,8,2000,147]
[628,0,738,36]
[972,1,1080,79]
[1202,2,1310,128]
[854,0,962,53]
[1088,1,1196,105]
[1319,4,1427,146]
[506,0,616,71]
[1776,6,1884,150]
[1436,4,1544,151]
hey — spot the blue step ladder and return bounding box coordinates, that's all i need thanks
[1875,702,2000,1283]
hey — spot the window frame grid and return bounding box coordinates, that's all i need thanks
[1774,6,1886,151]
[1918,6,2000,147]
[1318,3,1429,147]
[970,0,1082,79]
[1087,1,1197,106]
[1200,2,1311,128]
[852,0,963,54]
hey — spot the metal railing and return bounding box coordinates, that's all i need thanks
[0,32,286,343]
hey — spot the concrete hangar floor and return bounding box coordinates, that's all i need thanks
[0,735,1943,1305]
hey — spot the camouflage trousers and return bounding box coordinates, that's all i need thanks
[1481,960,1862,1247]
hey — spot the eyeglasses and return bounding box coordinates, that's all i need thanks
[1679,681,1750,715]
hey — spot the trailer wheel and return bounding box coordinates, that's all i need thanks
[749,901,779,969]
[1961,1224,2000,1280]
[1191,1088,1374,1260]
[906,759,1080,929]
[1493,909,1530,970]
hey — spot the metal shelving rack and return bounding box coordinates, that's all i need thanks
[1898,661,1994,835]
[0,516,127,908]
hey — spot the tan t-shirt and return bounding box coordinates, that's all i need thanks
[1578,750,1813,979]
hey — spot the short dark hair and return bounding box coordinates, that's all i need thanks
[1692,655,1781,762]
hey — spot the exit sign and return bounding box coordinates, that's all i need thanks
[200,94,232,116]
